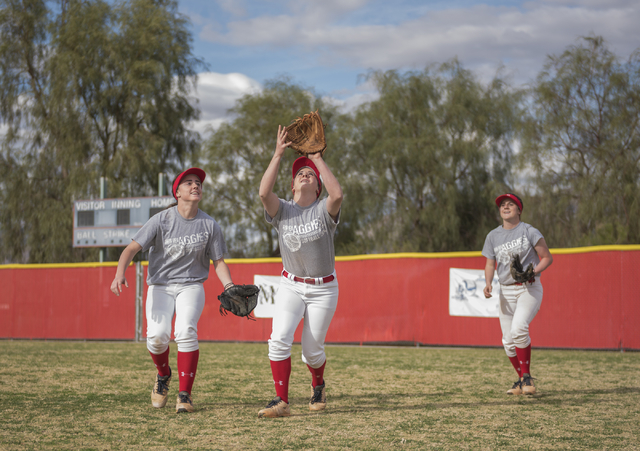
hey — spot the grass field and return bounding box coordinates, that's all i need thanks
[1,341,639,450]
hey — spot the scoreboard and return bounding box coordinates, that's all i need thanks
[73,196,174,247]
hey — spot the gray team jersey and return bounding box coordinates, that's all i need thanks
[482,221,544,285]
[265,198,340,278]
[132,207,227,285]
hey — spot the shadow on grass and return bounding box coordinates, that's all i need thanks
[26,385,639,417]
[199,387,640,408]
[212,386,640,415]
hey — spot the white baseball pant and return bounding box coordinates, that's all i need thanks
[268,276,339,368]
[499,282,543,357]
[146,282,205,355]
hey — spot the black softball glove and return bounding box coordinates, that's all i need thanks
[218,284,260,320]
[510,255,536,284]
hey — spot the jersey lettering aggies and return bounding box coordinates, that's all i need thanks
[494,236,530,264]
[164,231,211,260]
[281,217,327,252]
[282,218,322,236]
[164,231,210,247]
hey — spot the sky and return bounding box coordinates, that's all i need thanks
[175,0,640,134]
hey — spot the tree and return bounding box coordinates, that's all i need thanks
[0,0,202,263]
[519,36,640,246]
[201,78,340,258]
[333,61,521,253]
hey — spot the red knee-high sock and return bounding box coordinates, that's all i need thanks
[270,357,291,403]
[508,355,522,378]
[515,344,532,375]
[149,348,171,377]
[177,350,199,394]
[307,361,326,387]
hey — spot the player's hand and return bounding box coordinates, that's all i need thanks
[307,151,323,161]
[483,285,492,298]
[111,275,129,296]
[275,125,291,157]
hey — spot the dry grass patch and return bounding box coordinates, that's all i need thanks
[1,341,639,450]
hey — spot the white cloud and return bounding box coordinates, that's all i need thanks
[329,4,637,72]
[215,0,248,17]
[533,0,637,9]
[185,11,208,27]
[199,0,371,45]
[199,2,640,84]
[328,91,380,114]
[188,72,262,135]
[187,1,640,134]
[200,14,298,45]
[322,78,381,113]
[286,0,371,22]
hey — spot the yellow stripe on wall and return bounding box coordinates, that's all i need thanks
[0,261,121,269]
[2,244,639,269]
[546,244,640,254]
[225,257,283,264]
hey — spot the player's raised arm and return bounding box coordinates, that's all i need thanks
[307,152,343,220]
[110,240,143,295]
[259,125,290,218]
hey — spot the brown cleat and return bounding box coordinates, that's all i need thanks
[309,383,327,411]
[151,372,171,408]
[176,391,195,413]
[507,379,523,395]
[258,396,290,418]
[521,373,537,395]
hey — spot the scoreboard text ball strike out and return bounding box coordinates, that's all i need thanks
[73,196,174,248]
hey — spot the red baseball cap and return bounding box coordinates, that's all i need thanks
[291,157,322,198]
[172,167,206,199]
[495,193,523,212]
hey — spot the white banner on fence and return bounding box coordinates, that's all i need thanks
[252,275,281,318]
[449,268,500,318]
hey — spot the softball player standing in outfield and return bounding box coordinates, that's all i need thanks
[256,125,343,418]
[110,167,234,413]
[482,193,553,395]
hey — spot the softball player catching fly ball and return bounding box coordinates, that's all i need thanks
[482,193,553,395]
[256,125,343,418]
[110,167,235,413]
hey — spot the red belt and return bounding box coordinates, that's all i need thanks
[282,270,334,285]
[514,278,536,286]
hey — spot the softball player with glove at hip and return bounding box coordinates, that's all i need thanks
[110,167,234,413]
[256,125,343,418]
[482,193,553,395]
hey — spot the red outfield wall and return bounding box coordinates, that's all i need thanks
[1,246,639,350]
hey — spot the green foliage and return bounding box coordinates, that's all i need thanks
[334,61,521,253]
[201,77,340,257]
[0,0,202,263]
[2,21,638,263]
[519,36,640,246]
